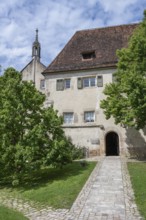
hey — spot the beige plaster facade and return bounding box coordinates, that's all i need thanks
[44,69,123,156]
[44,67,146,158]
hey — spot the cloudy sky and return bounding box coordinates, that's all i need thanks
[0,0,146,73]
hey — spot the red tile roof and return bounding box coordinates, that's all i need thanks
[43,23,138,74]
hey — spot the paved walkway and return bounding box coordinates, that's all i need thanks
[0,157,143,220]
[67,156,142,220]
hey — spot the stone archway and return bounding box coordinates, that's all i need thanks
[106,132,119,156]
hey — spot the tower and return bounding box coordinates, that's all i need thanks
[32,29,41,61]
[21,29,46,91]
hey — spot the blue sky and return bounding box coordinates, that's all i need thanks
[0,0,146,73]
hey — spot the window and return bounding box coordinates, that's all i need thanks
[97,75,103,87]
[56,79,71,90]
[56,79,64,91]
[90,77,96,87]
[82,51,96,60]
[63,113,74,124]
[83,78,90,87]
[64,79,71,89]
[84,111,95,122]
[83,77,96,88]
[40,79,45,89]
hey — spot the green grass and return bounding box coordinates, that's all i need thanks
[0,161,96,209]
[128,162,146,219]
[0,205,28,220]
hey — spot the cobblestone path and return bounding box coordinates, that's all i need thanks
[0,157,143,220]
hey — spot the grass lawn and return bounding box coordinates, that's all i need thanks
[0,205,28,220]
[128,162,146,219]
[0,161,96,209]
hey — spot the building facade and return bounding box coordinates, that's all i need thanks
[42,23,146,158]
[21,24,146,158]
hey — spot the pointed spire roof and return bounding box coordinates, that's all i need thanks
[32,29,41,60]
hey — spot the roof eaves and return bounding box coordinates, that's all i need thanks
[42,62,117,75]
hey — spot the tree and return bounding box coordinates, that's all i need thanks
[100,11,146,130]
[0,68,73,185]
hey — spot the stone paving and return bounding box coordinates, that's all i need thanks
[67,157,143,220]
[0,156,144,220]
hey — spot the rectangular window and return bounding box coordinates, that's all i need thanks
[90,77,96,87]
[84,111,95,122]
[83,78,90,87]
[97,75,103,87]
[40,79,45,89]
[56,79,71,90]
[56,79,64,91]
[63,113,74,124]
[64,79,71,89]
[83,77,96,88]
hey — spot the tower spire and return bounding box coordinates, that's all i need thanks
[35,28,38,41]
[32,28,41,60]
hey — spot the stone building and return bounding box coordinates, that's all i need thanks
[21,29,46,92]
[42,23,146,158]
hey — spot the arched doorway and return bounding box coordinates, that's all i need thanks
[106,132,119,156]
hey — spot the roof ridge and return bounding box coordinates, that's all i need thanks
[76,22,139,33]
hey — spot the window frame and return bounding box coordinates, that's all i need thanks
[40,79,45,90]
[84,111,95,123]
[63,112,74,124]
[56,78,71,91]
[64,78,71,89]
[56,79,64,91]
[83,77,96,88]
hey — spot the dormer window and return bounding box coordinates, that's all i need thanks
[82,51,96,60]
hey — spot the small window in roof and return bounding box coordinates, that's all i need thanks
[82,51,96,60]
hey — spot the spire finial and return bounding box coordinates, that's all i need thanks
[36,28,38,41]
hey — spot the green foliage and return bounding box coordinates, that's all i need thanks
[100,11,146,130]
[0,67,73,184]
[71,146,88,160]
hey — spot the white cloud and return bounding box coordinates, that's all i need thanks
[98,0,144,25]
[98,0,137,12]
[0,0,146,73]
